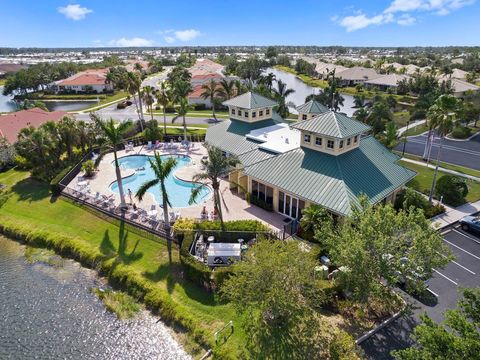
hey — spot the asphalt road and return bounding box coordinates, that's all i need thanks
[395,132,480,170]
[361,223,480,359]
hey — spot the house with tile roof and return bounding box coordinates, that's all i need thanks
[335,67,380,86]
[51,69,113,94]
[364,73,411,93]
[205,92,416,219]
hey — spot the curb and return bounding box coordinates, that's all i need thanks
[445,131,480,142]
[356,293,407,345]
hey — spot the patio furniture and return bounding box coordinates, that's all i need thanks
[154,140,162,149]
[147,141,153,150]
[207,236,215,244]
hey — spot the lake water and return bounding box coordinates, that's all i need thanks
[0,235,190,360]
[265,68,356,117]
[0,86,97,112]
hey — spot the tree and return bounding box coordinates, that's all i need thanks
[57,116,79,161]
[142,85,156,120]
[126,71,144,130]
[177,97,191,142]
[320,197,452,301]
[273,79,295,118]
[367,100,393,134]
[300,204,331,233]
[380,122,398,149]
[136,152,177,234]
[0,136,16,171]
[200,79,222,120]
[353,107,369,124]
[218,78,235,100]
[189,145,239,228]
[435,174,469,206]
[221,239,359,359]
[155,81,172,135]
[392,288,480,360]
[427,95,460,203]
[92,115,132,209]
[265,46,278,59]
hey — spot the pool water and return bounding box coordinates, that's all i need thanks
[110,155,210,208]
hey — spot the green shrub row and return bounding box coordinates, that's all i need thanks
[0,219,214,354]
[50,164,75,195]
[249,195,273,212]
[450,126,472,139]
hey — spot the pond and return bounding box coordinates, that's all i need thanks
[0,235,190,359]
[265,68,356,117]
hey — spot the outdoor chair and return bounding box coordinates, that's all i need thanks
[147,141,153,150]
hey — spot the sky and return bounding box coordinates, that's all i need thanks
[2,0,479,48]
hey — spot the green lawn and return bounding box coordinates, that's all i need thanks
[393,111,410,127]
[150,111,229,119]
[403,123,429,137]
[163,127,206,136]
[398,152,480,178]
[399,160,480,204]
[0,168,244,358]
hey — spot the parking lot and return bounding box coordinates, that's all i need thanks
[362,222,480,359]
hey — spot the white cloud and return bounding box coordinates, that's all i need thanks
[334,0,474,31]
[174,29,201,41]
[109,37,154,47]
[164,36,176,44]
[339,13,394,32]
[58,4,92,21]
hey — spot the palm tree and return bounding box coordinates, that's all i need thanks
[57,116,79,161]
[300,204,330,233]
[142,85,156,120]
[259,72,276,91]
[427,95,459,203]
[234,79,245,95]
[92,115,133,209]
[127,71,144,131]
[135,152,177,233]
[156,81,172,136]
[201,79,222,120]
[273,79,295,118]
[189,145,239,229]
[219,78,235,100]
[177,97,191,142]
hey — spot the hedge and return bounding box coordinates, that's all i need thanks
[50,164,74,195]
[249,195,273,212]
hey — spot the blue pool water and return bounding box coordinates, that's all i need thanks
[110,155,210,208]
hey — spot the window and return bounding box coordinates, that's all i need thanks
[327,140,334,149]
[252,180,273,206]
[339,140,344,149]
[259,110,263,116]
[315,137,322,146]
[354,135,358,143]
[302,114,307,120]
[252,180,259,198]
[238,110,242,116]
[266,108,270,115]
[304,134,311,143]
[231,108,236,115]
[347,138,351,146]
[244,111,249,118]
[279,191,285,214]
[252,111,256,118]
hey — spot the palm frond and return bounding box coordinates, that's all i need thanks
[189,183,208,205]
[135,179,159,201]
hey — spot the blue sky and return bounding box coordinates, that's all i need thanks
[2,0,479,47]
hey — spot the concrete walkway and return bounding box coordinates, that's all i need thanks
[397,119,426,136]
[401,157,480,182]
[431,200,480,230]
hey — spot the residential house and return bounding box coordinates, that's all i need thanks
[364,73,411,93]
[51,69,113,94]
[205,92,416,220]
[335,67,380,86]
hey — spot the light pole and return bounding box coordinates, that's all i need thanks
[402,120,410,156]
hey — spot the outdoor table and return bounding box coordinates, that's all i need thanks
[207,236,215,243]
[147,210,157,217]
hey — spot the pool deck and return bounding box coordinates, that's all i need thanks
[68,143,286,232]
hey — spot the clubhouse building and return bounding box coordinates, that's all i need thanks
[205,92,416,219]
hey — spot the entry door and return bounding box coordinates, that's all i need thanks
[279,192,299,219]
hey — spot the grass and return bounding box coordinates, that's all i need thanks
[24,245,65,267]
[72,91,129,112]
[0,79,6,86]
[393,111,410,127]
[163,127,206,136]
[0,168,242,358]
[399,160,480,204]
[403,123,429,137]
[92,288,141,319]
[398,152,480,178]
[149,111,229,119]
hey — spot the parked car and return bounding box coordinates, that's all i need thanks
[459,215,480,234]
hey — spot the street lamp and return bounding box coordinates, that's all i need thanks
[402,120,410,156]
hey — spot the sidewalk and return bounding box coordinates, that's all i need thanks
[397,119,426,136]
[431,200,480,230]
[401,157,480,182]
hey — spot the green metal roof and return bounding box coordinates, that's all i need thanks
[205,113,285,156]
[222,91,278,110]
[244,136,416,216]
[237,148,276,167]
[296,100,329,115]
[291,111,371,139]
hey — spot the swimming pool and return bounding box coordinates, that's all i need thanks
[110,155,210,208]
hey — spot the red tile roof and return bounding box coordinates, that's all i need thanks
[0,108,69,143]
[191,73,223,81]
[57,69,108,86]
[189,83,224,99]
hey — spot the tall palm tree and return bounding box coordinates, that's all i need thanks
[177,97,191,142]
[234,79,245,96]
[127,71,144,131]
[427,95,459,203]
[201,79,222,120]
[92,115,133,209]
[219,78,235,100]
[273,79,295,118]
[136,152,177,233]
[189,145,239,229]
[156,81,172,136]
[142,85,156,120]
[57,116,79,161]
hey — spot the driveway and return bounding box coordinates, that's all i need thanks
[396,132,480,170]
[361,222,480,359]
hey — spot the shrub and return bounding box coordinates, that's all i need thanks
[193,103,206,111]
[81,160,95,177]
[395,188,446,218]
[164,106,176,113]
[116,102,127,109]
[249,194,273,211]
[435,174,469,206]
[450,126,472,139]
[50,165,74,195]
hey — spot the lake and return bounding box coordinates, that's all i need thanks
[265,68,356,116]
[0,235,190,360]
[0,86,97,112]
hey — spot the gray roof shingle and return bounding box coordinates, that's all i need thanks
[291,111,371,139]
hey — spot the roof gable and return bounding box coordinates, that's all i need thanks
[296,100,329,114]
[222,91,277,110]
